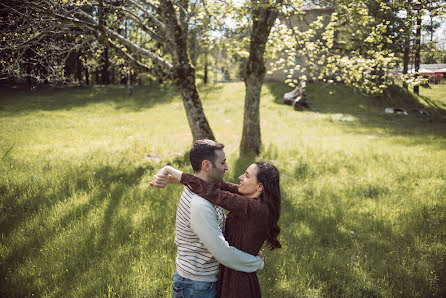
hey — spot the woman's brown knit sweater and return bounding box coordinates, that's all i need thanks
[181,173,271,298]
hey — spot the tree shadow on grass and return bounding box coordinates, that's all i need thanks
[263,82,446,142]
[51,182,132,297]
[2,146,245,296]
[3,152,443,296]
[0,83,225,116]
[258,161,445,296]
[419,94,445,111]
[50,172,178,297]
[0,162,150,297]
[265,82,446,113]
[0,159,150,238]
[398,202,446,297]
[0,84,179,115]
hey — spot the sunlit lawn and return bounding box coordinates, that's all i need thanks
[419,84,446,109]
[1,82,445,297]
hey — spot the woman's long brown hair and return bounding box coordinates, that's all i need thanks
[255,162,281,250]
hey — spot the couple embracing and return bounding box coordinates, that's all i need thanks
[150,139,281,298]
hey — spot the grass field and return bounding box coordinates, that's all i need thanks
[419,84,446,110]
[1,82,445,297]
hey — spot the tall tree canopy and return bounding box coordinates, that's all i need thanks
[1,0,444,150]
[1,0,215,141]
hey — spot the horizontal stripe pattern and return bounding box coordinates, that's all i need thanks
[175,186,225,277]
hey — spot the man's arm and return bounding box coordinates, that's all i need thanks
[190,197,263,273]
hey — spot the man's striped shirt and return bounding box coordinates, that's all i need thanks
[174,186,225,281]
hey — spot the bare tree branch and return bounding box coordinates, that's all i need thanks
[128,0,167,32]
[109,39,173,79]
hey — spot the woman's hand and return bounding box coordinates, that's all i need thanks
[149,166,182,188]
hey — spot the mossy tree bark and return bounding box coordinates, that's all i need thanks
[160,1,215,141]
[413,3,422,95]
[240,1,282,154]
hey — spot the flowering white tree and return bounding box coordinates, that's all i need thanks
[269,0,399,96]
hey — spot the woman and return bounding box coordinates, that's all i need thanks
[152,162,281,298]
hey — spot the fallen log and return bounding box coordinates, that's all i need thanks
[385,107,407,115]
[284,85,311,110]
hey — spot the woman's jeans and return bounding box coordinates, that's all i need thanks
[172,271,217,298]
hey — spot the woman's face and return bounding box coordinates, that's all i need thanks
[238,164,262,198]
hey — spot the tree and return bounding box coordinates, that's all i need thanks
[424,0,443,42]
[269,0,398,96]
[413,0,423,95]
[240,0,283,154]
[404,0,445,93]
[402,0,414,88]
[0,0,215,141]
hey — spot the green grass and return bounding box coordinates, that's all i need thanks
[419,84,446,110]
[1,82,445,297]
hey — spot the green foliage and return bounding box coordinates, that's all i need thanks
[265,0,445,95]
[1,83,446,296]
[422,42,446,64]
[269,0,403,95]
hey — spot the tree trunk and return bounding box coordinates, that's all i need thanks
[403,35,410,89]
[414,6,422,95]
[101,46,110,85]
[242,72,263,153]
[98,0,109,85]
[26,61,32,92]
[24,49,33,91]
[174,64,215,141]
[430,15,434,42]
[403,0,412,89]
[85,66,89,86]
[127,65,133,96]
[75,51,82,84]
[82,54,89,85]
[160,0,215,141]
[111,65,115,84]
[240,1,281,154]
[189,28,198,68]
[203,49,208,84]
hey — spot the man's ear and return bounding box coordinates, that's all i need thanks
[201,160,212,172]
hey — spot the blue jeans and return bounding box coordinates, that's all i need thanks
[172,272,217,298]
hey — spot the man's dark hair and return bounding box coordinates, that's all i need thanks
[190,139,224,173]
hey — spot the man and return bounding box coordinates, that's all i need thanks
[151,140,263,297]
